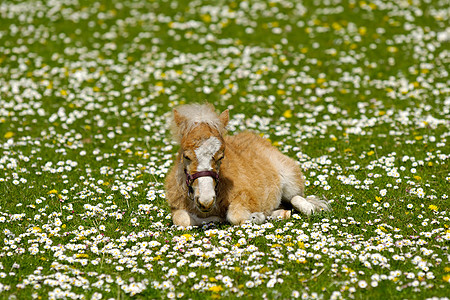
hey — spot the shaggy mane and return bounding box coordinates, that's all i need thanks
[170,103,226,143]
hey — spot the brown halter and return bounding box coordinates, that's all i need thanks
[184,169,220,198]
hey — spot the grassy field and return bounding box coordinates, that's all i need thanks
[0,0,449,299]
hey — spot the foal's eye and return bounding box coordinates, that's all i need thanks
[183,155,191,161]
[217,156,224,162]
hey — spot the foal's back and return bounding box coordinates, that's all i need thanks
[226,131,274,156]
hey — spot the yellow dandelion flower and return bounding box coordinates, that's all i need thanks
[4,131,14,139]
[428,205,438,211]
[378,226,387,232]
[75,254,89,258]
[283,109,292,118]
[201,14,211,23]
[317,78,326,84]
[182,233,193,241]
[332,22,342,30]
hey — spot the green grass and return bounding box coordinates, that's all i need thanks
[0,0,449,299]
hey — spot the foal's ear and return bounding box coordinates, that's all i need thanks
[173,109,186,127]
[219,109,229,127]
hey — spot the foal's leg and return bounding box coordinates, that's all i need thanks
[290,195,329,215]
[276,155,330,215]
[226,202,265,225]
[172,209,223,227]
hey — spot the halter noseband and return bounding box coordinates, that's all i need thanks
[184,169,220,198]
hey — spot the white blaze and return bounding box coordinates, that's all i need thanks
[194,137,222,206]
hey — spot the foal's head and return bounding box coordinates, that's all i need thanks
[171,104,229,212]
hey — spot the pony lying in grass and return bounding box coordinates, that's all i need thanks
[165,103,329,227]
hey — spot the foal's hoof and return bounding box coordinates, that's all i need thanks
[270,209,291,220]
[291,196,316,215]
[248,212,265,224]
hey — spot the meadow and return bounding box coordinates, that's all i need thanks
[0,0,449,299]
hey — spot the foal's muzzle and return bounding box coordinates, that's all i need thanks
[184,169,220,204]
[195,195,216,212]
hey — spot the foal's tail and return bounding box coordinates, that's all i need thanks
[291,195,330,216]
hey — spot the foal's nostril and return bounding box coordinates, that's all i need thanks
[196,196,216,211]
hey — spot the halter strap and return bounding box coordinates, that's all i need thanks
[185,169,219,186]
[184,169,220,197]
